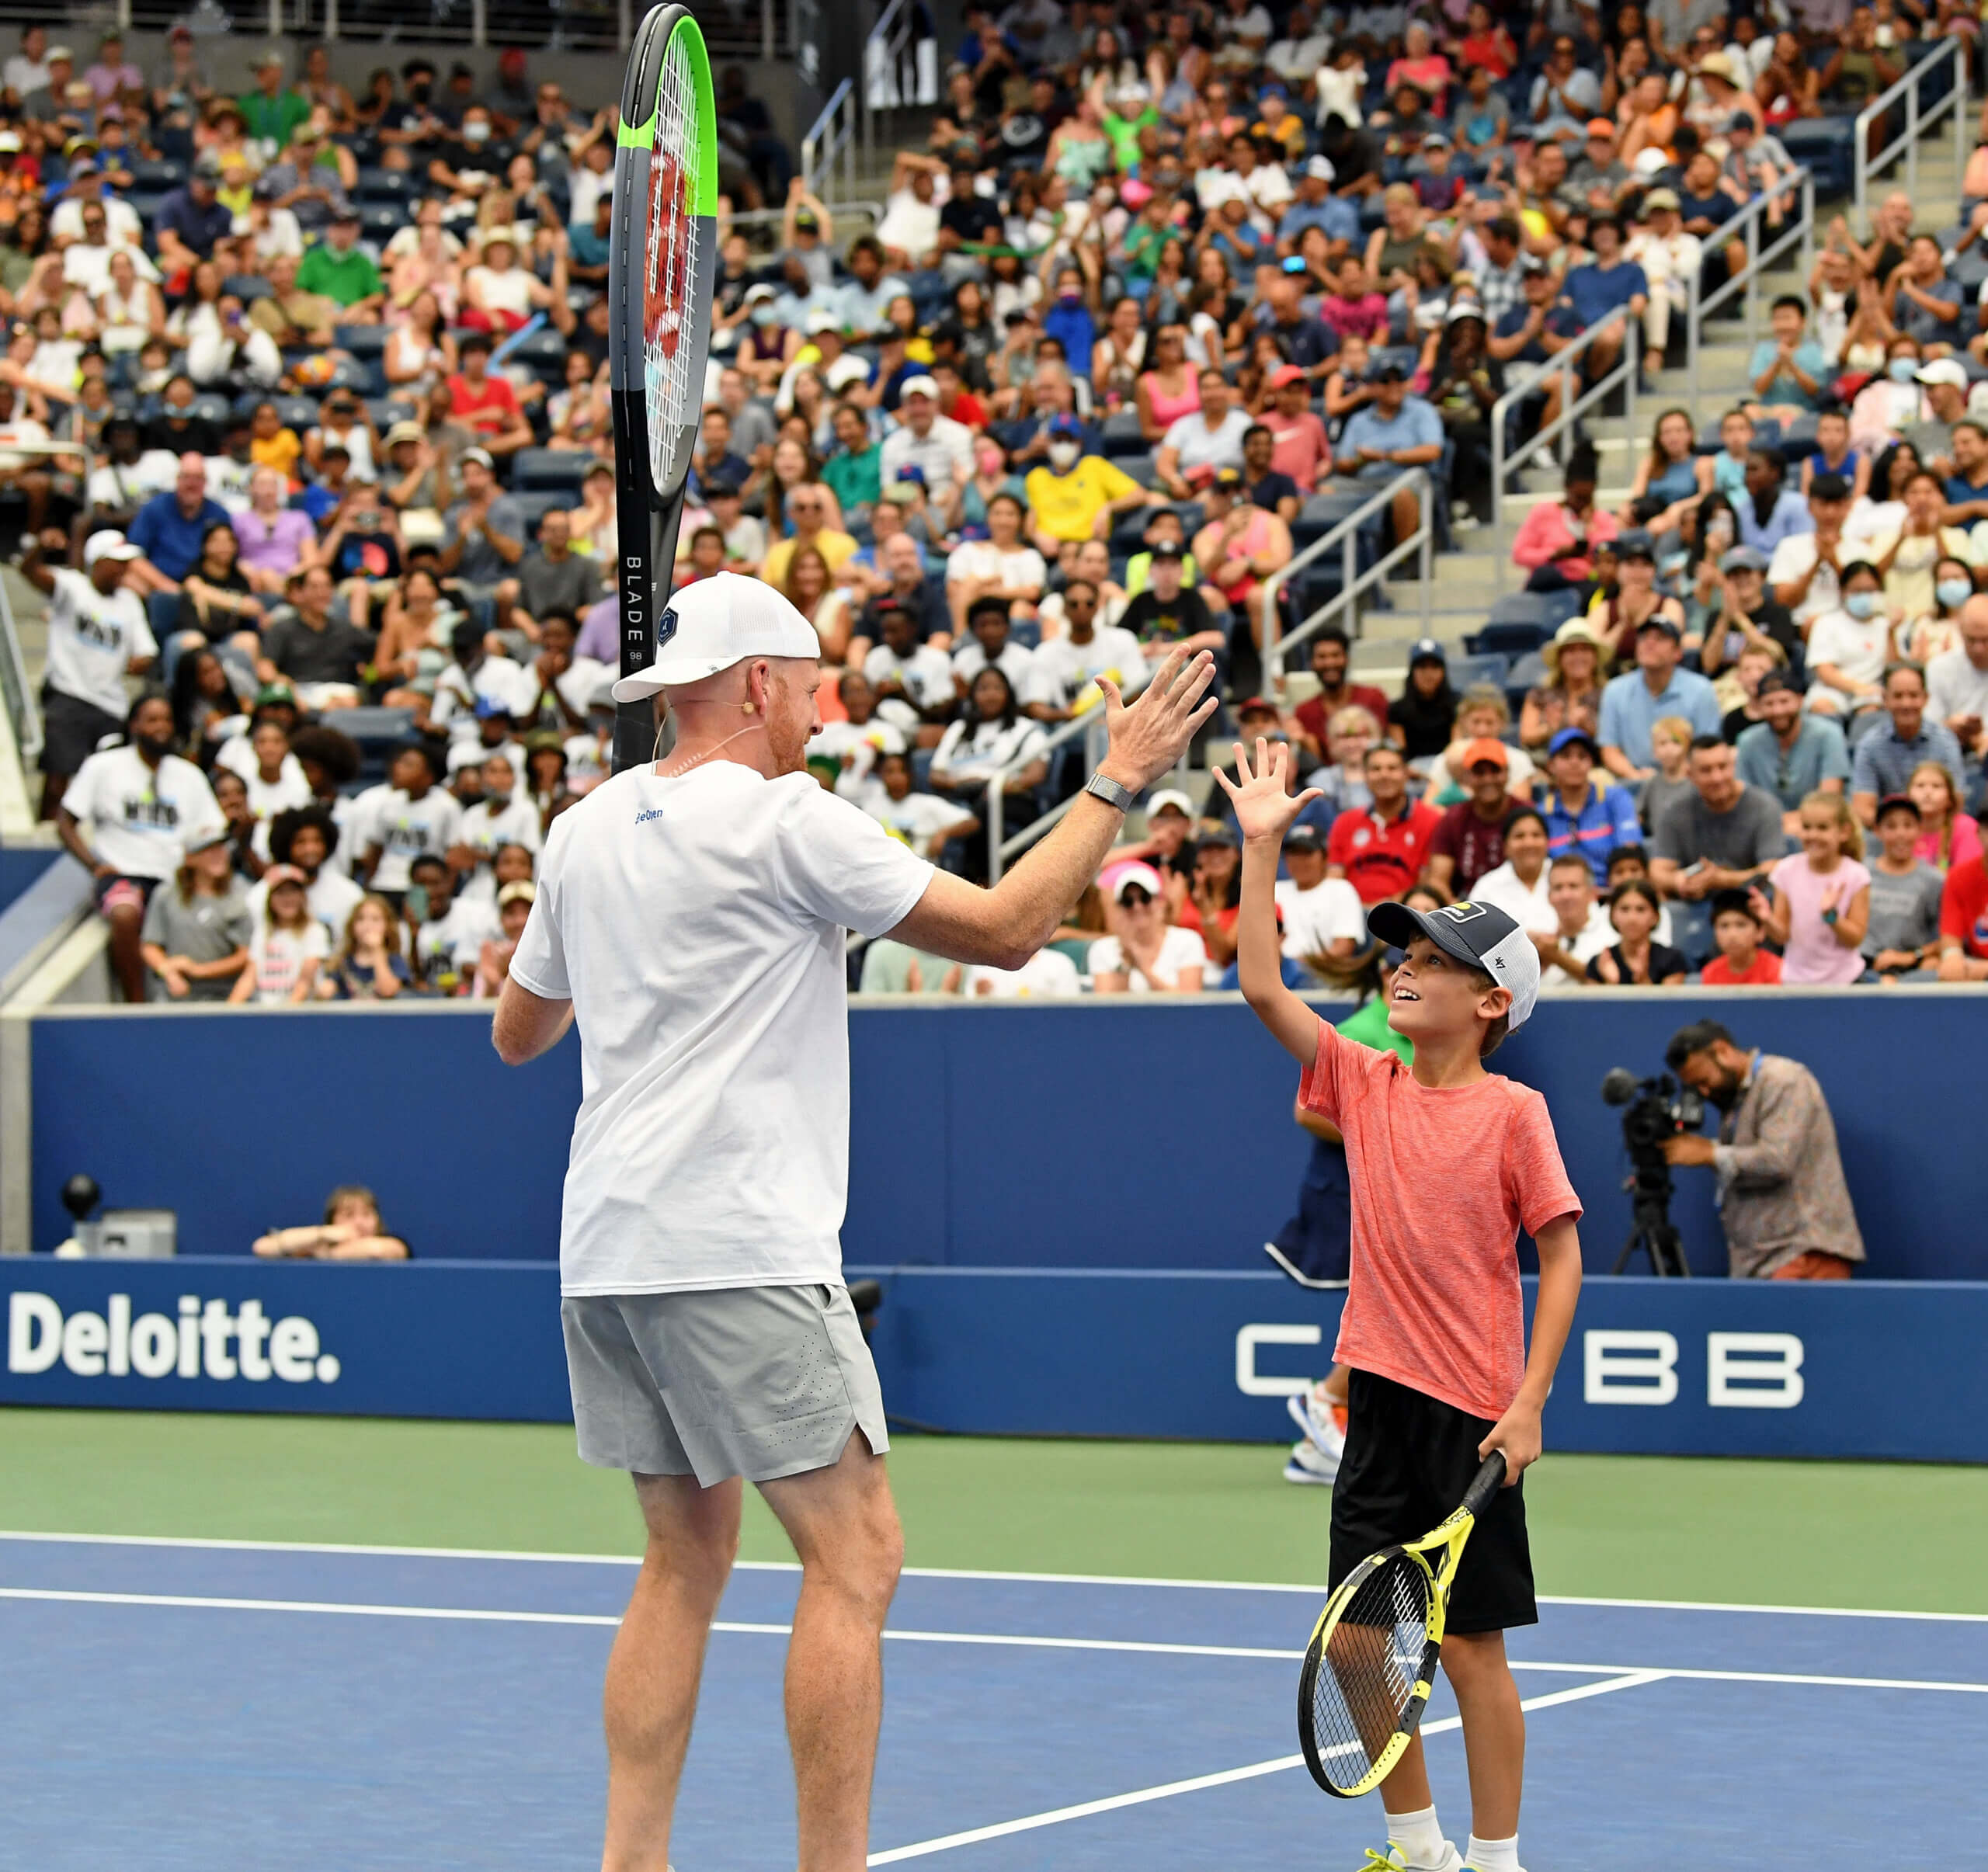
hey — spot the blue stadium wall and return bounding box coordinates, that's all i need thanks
[23,992,1980,1282]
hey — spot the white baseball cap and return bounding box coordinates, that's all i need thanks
[1916,359,1969,388]
[610,571,822,702]
[898,373,940,400]
[1147,787,1197,820]
[83,530,142,567]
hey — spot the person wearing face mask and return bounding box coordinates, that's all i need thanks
[1661,1020,1865,1281]
[1870,467,1976,627]
[57,689,226,1002]
[1022,412,1153,554]
[1802,558,1894,720]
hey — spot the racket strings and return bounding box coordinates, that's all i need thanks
[1309,1556,1434,1784]
[645,30,706,488]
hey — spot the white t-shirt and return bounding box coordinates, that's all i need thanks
[867,789,971,858]
[413,896,499,976]
[951,637,1053,707]
[875,187,941,260]
[1160,408,1253,475]
[863,641,956,713]
[248,866,366,939]
[1805,607,1891,696]
[1032,626,1151,705]
[809,717,907,803]
[1274,875,1366,960]
[43,568,155,717]
[932,715,1049,785]
[509,762,935,1295]
[945,539,1048,597]
[966,949,1083,997]
[245,762,314,860]
[87,453,180,511]
[1087,925,1209,990]
[456,792,543,905]
[246,918,330,1002]
[64,745,221,880]
[1534,901,1615,993]
[357,786,465,893]
[1765,530,1842,629]
[1468,860,1556,936]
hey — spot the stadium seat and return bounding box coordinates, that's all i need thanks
[274,395,320,429]
[513,449,594,493]
[130,158,186,190]
[1776,118,1854,199]
[190,393,232,425]
[1465,620,1551,658]
[1100,410,1146,458]
[355,168,412,204]
[1114,449,1156,487]
[1485,592,1562,629]
[359,204,403,241]
[1449,651,1510,692]
[1503,651,1548,710]
[505,325,571,385]
[337,707,421,779]
[336,325,388,359]
[510,491,572,533]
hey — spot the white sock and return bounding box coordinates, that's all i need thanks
[1385,1804,1447,1868]
[1465,1833,1520,1872]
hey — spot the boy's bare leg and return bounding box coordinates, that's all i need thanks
[1444,1629,1524,1840]
[1377,1631,1522,1836]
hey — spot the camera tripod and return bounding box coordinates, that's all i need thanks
[1612,1170,1691,1277]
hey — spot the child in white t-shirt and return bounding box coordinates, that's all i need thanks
[229,866,329,1004]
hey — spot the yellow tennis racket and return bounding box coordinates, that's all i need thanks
[1297,1452,1506,1797]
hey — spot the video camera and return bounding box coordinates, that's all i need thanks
[1599,1068,1707,1276]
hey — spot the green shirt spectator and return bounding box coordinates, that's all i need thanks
[297,233,384,310]
[822,443,883,516]
[238,85,311,151]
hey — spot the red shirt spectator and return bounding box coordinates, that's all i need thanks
[1938,853,1988,977]
[1327,745,1442,902]
[449,356,525,443]
[1701,950,1784,985]
[1291,632,1390,754]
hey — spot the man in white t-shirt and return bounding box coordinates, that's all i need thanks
[1274,825,1365,962]
[1030,575,1150,710]
[950,596,1052,712]
[492,573,1215,1870]
[878,377,975,490]
[25,529,157,817]
[1766,471,1853,631]
[1533,853,1614,992]
[862,600,958,731]
[56,689,223,1002]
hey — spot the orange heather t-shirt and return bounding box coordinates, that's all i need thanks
[1298,1016,1581,1422]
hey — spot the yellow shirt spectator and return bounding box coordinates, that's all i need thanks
[763,526,859,590]
[1024,455,1145,544]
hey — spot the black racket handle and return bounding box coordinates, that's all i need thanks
[1461,1452,1507,1519]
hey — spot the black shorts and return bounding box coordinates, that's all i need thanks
[40,687,123,779]
[1328,1367,1536,1636]
[92,873,160,917]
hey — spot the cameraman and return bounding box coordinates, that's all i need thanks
[1660,1019,1865,1280]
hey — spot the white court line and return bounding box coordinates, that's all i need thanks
[8,1586,1988,1698]
[3,1530,1985,1625]
[864,1673,1668,1865]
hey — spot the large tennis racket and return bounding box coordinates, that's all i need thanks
[608,2,718,773]
[1298,1452,1506,1798]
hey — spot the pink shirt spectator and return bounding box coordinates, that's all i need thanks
[85,59,144,102]
[1509,500,1619,580]
[1385,54,1452,106]
[1321,291,1390,342]
[1917,811,1982,873]
[1769,851,1872,984]
[232,508,318,578]
[1140,370,1201,429]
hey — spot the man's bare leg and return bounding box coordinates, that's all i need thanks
[600,1470,742,1872]
[757,1431,905,1872]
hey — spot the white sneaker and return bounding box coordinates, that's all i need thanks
[1528,446,1556,472]
[1450,510,1481,533]
[1284,1435,1340,1485]
[1286,1388,1347,1457]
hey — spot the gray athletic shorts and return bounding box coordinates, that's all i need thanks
[560,1282,890,1488]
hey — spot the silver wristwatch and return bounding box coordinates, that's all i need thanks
[1083,773,1137,814]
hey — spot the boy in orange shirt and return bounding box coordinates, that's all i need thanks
[1218,738,1583,1872]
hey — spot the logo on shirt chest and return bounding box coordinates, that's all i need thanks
[120,793,179,830]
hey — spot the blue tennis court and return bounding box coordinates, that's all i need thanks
[2,1531,1982,1870]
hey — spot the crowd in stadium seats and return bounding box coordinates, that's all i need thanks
[28,3,1988,1004]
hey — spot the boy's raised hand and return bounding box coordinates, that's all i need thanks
[1211,738,1323,843]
